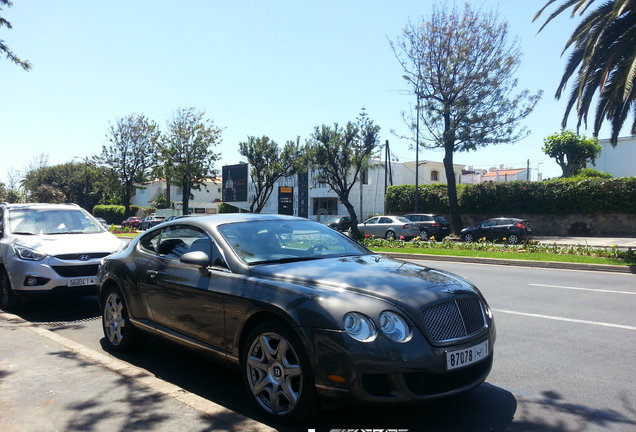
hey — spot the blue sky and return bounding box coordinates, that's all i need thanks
[0,1,608,185]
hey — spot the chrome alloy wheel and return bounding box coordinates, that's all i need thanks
[246,332,303,416]
[103,291,126,347]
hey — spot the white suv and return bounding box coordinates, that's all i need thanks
[0,203,125,310]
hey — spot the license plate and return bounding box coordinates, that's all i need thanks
[446,340,489,370]
[67,276,97,287]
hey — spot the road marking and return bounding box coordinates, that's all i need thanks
[529,283,636,296]
[494,309,636,331]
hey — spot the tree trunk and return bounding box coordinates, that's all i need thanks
[181,180,190,215]
[341,196,360,236]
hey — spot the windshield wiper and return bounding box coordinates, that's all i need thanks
[12,231,35,235]
[250,256,324,265]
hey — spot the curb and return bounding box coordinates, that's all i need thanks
[0,311,275,432]
[380,252,636,274]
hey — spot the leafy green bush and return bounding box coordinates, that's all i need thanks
[93,205,125,224]
[573,168,612,178]
[386,178,636,214]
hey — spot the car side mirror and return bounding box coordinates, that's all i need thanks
[180,251,210,268]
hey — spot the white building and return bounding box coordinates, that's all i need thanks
[131,159,465,221]
[234,159,464,222]
[590,136,636,177]
[131,178,223,215]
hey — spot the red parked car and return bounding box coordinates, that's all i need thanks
[121,217,143,229]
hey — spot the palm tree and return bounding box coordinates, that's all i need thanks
[535,0,635,145]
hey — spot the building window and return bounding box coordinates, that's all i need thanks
[431,170,439,181]
[361,168,368,185]
[313,198,338,215]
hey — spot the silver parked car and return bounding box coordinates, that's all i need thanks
[356,215,421,240]
[0,202,126,310]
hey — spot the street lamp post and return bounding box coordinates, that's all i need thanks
[403,75,421,212]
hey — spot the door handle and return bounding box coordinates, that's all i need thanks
[146,270,158,281]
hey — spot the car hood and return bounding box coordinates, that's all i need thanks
[248,254,478,305]
[12,232,124,255]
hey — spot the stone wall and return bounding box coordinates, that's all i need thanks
[456,213,636,236]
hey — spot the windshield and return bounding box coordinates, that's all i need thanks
[8,208,104,235]
[218,219,370,265]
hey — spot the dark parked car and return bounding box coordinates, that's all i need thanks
[321,215,352,232]
[461,217,533,244]
[98,214,495,422]
[403,213,450,240]
[137,215,165,230]
[121,216,143,229]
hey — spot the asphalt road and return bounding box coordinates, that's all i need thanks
[14,261,636,432]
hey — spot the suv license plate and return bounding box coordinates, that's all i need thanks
[68,277,97,287]
[446,340,489,371]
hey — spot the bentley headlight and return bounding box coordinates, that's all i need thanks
[343,312,376,342]
[13,245,46,261]
[379,311,411,342]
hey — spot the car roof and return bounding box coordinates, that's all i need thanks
[1,202,81,210]
[157,213,306,230]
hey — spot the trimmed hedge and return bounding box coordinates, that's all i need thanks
[93,205,153,224]
[386,177,636,214]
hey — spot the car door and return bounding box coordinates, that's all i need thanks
[378,217,394,237]
[360,217,379,236]
[493,219,512,240]
[138,225,229,351]
[477,219,497,240]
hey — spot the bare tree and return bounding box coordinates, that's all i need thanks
[390,3,542,232]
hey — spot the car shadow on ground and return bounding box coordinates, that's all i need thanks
[12,294,100,330]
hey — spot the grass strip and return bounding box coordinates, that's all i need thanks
[370,247,636,266]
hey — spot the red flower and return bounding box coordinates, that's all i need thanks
[365,234,370,238]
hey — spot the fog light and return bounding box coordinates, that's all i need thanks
[25,276,38,286]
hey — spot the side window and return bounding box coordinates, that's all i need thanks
[378,217,392,224]
[157,225,201,259]
[365,217,378,225]
[139,230,161,254]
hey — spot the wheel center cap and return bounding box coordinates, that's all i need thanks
[270,363,284,382]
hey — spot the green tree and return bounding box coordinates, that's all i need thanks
[390,3,541,233]
[100,114,160,216]
[239,136,302,213]
[21,162,116,208]
[535,0,636,144]
[0,0,30,70]
[542,130,602,177]
[308,110,381,236]
[163,107,222,215]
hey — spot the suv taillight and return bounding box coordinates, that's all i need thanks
[516,222,526,229]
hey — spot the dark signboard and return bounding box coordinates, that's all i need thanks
[278,186,294,215]
[297,171,308,218]
[222,164,248,202]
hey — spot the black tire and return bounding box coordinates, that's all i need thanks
[420,229,430,241]
[0,269,20,312]
[101,286,142,352]
[508,234,520,244]
[462,232,475,243]
[241,321,317,423]
[385,230,396,240]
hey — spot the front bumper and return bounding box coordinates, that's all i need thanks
[298,326,495,404]
[5,255,102,296]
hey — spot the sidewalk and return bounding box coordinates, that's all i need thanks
[533,236,636,249]
[0,312,275,432]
